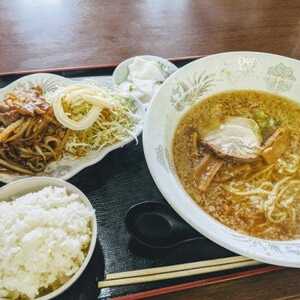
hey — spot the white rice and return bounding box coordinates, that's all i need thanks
[0,186,94,299]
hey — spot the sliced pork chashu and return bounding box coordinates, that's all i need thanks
[202,117,262,162]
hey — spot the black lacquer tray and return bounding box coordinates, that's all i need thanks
[0,59,279,300]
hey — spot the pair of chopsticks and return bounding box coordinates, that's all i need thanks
[98,256,261,288]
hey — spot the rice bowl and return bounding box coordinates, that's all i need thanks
[0,177,97,300]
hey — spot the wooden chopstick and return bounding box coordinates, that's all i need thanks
[106,256,250,280]
[98,256,261,288]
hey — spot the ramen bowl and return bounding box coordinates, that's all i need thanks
[143,51,300,267]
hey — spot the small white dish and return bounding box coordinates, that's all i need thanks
[0,176,97,300]
[0,73,144,183]
[143,51,300,267]
[112,55,178,104]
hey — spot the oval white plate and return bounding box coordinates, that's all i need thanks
[0,73,144,183]
[0,177,97,300]
[143,51,300,267]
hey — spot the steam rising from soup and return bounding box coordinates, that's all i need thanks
[173,90,300,240]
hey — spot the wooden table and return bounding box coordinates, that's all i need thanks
[1,0,300,75]
[1,1,300,299]
[154,268,300,300]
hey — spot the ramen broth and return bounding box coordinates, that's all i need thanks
[173,90,300,240]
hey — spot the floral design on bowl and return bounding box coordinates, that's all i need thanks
[265,63,296,92]
[143,52,300,267]
[170,72,215,111]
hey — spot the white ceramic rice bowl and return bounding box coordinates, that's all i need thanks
[0,177,97,299]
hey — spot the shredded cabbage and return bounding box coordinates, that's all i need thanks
[64,91,139,157]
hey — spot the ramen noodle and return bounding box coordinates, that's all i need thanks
[173,90,300,240]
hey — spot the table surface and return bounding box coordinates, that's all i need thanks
[1,1,300,299]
